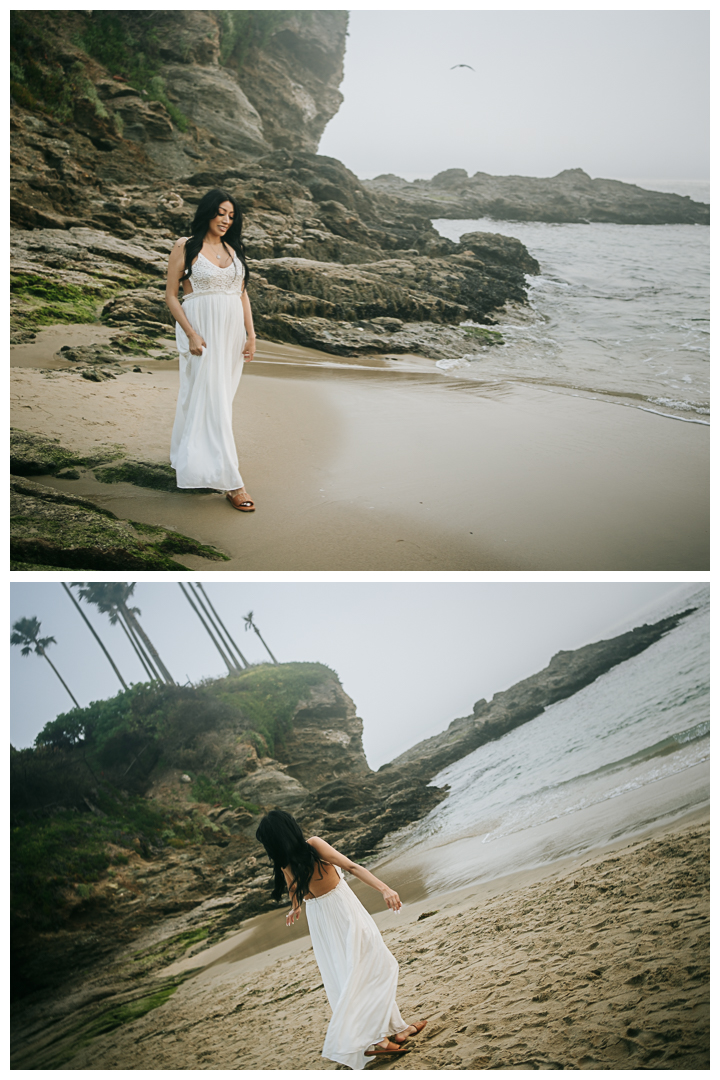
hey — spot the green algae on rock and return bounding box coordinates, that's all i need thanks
[10,430,124,477]
[10,476,228,570]
[94,460,185,492]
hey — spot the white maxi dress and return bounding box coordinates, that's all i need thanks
[170,250,246,490]
[304,867,407,1071]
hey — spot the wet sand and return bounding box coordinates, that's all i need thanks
[11,329,709,570]
[47,816,708,1070]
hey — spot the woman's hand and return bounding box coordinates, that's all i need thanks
[189,331,207,356]
[243,334,256,362]
[381,888,402,912]
[286,905,302,927]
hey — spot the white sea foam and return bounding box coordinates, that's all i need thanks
[434,216,709,422]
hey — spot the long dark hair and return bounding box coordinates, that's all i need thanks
[183,188,249,287]
[256,809,326,906]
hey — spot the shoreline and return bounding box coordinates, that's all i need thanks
[11,329,709,571]
[12,812,708,1070]
[158,800,709,983]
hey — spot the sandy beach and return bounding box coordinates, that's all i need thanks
[12,813,707,1070]
[11,328,709,570]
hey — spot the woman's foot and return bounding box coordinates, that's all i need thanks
[226,487,255,512]
[391,1020,427,1044]
[363,1039,410,1056]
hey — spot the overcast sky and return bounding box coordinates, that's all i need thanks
[10,582,701,769]
[318,9,709,182]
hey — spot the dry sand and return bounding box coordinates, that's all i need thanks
[46,817,708,1071]
[11,329,709,570]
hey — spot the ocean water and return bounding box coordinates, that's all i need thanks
[433,191,709,424]
[374,584,709,895]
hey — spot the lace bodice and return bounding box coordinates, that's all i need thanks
[184,251,244,297]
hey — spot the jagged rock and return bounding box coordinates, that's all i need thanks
[253,313,502,359]
[112,97,175,143]
[281,681,371,789]
[458,232,540,274]
[162,65,268,158]
[235,768,309,813]
[101,288,174,331]
[58,345,128,366]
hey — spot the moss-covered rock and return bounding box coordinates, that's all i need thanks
[10,476,228,569]
[10,430,123,476]
[462,326,504,346]
[93,459,208,494]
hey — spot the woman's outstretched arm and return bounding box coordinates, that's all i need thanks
[308,836,402,911]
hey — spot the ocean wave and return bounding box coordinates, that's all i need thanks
[432,216,709,420]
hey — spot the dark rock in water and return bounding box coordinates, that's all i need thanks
[365,168,709,226]
[458,232,541,274]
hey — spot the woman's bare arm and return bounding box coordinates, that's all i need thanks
[308,836,402,911]
[282,866,302,926]
[241,286,256,361]
[164,239,206,355]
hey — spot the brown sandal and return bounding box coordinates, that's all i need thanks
[226,488,255,512]
[364,1040,410,1056]
[392,1020,427,1043]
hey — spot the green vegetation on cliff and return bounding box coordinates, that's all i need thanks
[11,663,338,941]
[10,12,106,123]
[216,10,298,68]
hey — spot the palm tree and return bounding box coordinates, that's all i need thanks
[243,610,278,664]
[178,582,238,675]
[61,582,128,690]
[196,583,249,668]
[11,616,80,707]
[71,583,175,686]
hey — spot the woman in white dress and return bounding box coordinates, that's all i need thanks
[256,810,426,1070]
[164,189,257,510]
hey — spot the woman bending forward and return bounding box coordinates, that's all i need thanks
[256,809,426,1070]
[165,188,257,511]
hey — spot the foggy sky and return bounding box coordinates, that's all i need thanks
[318,9,709,182]
[10,583,700,770]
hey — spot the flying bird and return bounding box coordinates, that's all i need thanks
[450,64,475,71]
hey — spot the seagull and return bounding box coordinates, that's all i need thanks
[450,63,475,71]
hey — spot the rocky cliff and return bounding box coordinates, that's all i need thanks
[10,9,540,369]
[366,168,710,226]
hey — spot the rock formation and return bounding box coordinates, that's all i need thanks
[387,608,698,778]
[366,168,710,226]
[10,9,541,372]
